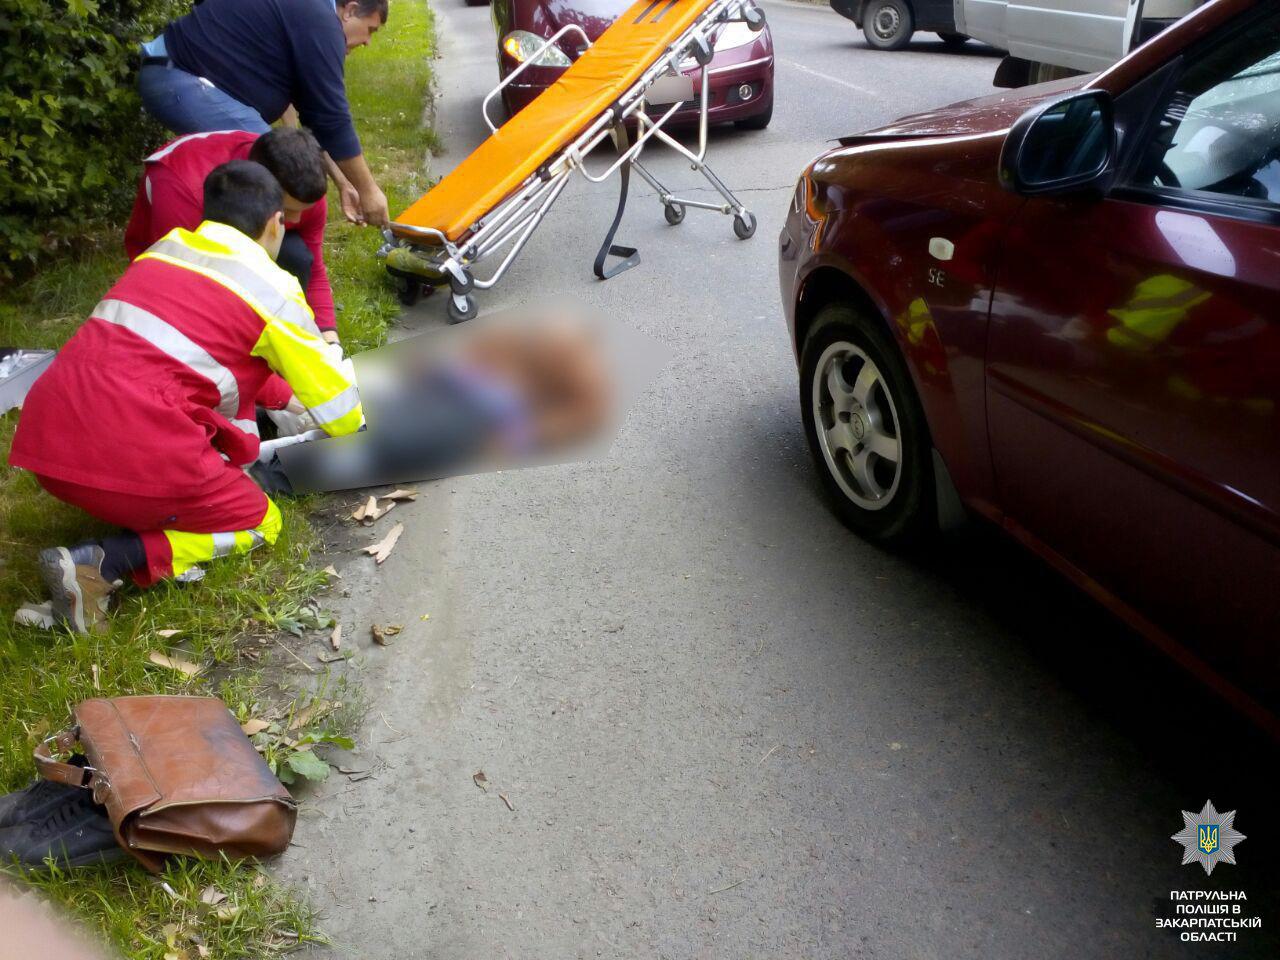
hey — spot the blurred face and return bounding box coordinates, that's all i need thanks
[282,194,316,226]
[339,2,383,51]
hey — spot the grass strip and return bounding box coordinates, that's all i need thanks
[0,1,436,955]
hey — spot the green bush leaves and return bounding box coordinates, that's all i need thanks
[0,0,181,278]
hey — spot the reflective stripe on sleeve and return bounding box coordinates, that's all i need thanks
[251,317,363,437]
[145,130,238,163]
[230,417,260,438]
[93,299,240,418]
[306,385,361,427]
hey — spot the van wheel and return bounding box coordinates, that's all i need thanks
[938,31,969,48]
[800,303,935,547]
[862,0,914,51]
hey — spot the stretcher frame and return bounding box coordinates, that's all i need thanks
[383,0,766,321]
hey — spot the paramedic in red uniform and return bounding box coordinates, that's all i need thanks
[9,161,364,634]
[125,127,340,344]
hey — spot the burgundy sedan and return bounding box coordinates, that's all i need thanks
[778,0,1280,729]
[492,0,774,129]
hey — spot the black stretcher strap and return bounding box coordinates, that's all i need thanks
[593,120,640,281]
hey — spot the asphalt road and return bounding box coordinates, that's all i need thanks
[286,3,1279,957]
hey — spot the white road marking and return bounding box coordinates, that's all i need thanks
[778,57,881,97]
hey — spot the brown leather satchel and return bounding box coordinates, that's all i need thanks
[34,696,297,872]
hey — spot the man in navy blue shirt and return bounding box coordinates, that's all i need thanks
[138,0,390,229]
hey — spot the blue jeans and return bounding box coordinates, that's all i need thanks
[138,62,270,136]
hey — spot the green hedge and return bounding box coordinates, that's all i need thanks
[0,0,181,279]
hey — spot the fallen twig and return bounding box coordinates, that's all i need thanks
[272,637,316,674]
[707,879,746,895]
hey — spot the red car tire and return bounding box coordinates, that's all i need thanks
[734,93,773,131]
[800,303,936,547]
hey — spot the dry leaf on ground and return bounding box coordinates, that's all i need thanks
[352,496,377,522]
[500,792,515,812]
[473,770,488,792]
[382,488,419,502]
[370,623,401,646]
[329,623,342,651]
[288,700,335,731]
[317,652,345,663]
[322,564,341,579]
[362,523,404,564]
[199,885,227,907]
[240,719,270,737]
[156,629,183,638]
[148,651,201,677]
[214,905,240,922]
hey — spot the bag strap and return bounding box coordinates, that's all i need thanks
[33,727,93,788]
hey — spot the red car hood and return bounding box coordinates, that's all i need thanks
[539,0,749,43]
[540,0,632,40]
[839,74,1091,144]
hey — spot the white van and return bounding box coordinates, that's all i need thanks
[954,0,1209,85]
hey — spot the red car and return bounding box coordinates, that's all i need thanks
[779,0,1280,729]
[491,0,774,129]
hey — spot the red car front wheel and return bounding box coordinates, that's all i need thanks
[800,303,935,546]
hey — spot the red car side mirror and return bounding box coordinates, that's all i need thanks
[999,89,1117,197]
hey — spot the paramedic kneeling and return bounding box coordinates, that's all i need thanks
[8,161,364,634]
[125,127,341,344]
[137,0,390,227]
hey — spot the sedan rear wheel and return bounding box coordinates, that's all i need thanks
[800,303,935,546]
[861,0,914,51]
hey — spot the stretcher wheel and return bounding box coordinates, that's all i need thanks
[664,202,686,225]
[448,294,478,324]
[733,212,756,240]
[448,270,474,296]
[394,275,423,306]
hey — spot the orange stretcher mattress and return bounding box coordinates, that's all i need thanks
[392,0,716,243]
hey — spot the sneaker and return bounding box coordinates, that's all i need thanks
[0,790,124,868]
[38,545,121,635]
[0,755,87,829]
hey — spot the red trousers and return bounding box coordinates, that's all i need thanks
[36,471,271,587]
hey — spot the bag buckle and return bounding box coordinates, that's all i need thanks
[40,729,97,788]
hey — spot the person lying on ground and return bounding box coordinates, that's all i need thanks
[267,316,611,493]
[137,0,390,227]
[126,127,342,344]
[8,161,363,635]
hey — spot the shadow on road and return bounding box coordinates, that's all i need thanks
[835,38,1007,59]
[760,396,1279,810]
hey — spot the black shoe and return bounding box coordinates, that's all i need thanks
[0,755,87,829]
[0,789,124,868]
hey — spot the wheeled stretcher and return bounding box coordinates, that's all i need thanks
[382,0,766,321]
